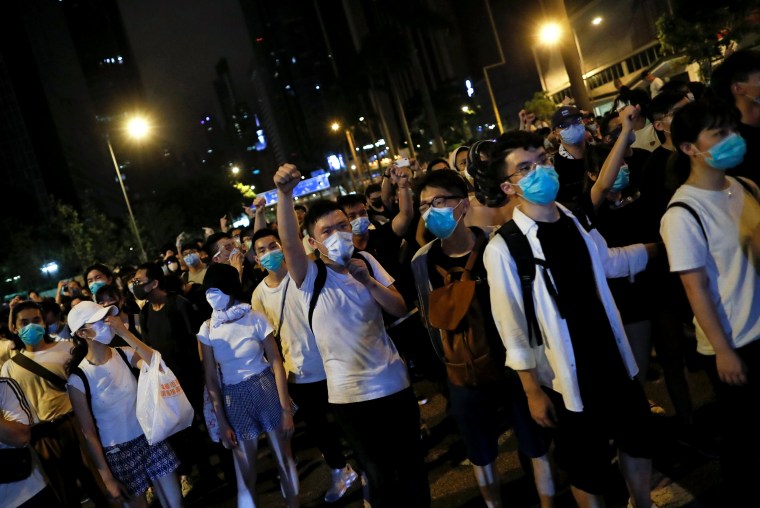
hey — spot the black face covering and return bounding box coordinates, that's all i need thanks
[131,280,154,300]
[370,199,384,209]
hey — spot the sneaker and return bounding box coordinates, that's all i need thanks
[648,400,667,416]
[181,475,194,497]
[324,464,359,503]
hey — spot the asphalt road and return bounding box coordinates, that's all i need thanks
[187,361,724,508]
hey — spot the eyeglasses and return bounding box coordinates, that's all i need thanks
[505,154,553,180]
[128,279,150,289]
[556,117,582,130]
[419,195,465,214]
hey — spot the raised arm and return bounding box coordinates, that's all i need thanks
[106,315,155,366]
[251,196,268,234]
[391,165,415,237]
[381,165,397,210]
[274,164,308,287]
[590,105,639,210]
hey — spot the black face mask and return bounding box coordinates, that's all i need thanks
[370,199,384,209]
[131,280,154,300]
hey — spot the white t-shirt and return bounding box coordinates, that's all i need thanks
[661,178,760,354]
[0,377,47,507]
[0,339,15,369]
[298,253,409,404]
[197,310,273,386]
[67,348,143,447]
[1,342,73,421]
[251,274,326,383]
[631,120,661,152]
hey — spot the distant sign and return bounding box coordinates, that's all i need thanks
[257,173,331,207]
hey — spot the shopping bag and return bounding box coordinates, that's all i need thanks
[136,351,195,445]
[202,386,221,442]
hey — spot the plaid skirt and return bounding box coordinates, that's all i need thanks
[222,368,297,442]
[103,434,179,497]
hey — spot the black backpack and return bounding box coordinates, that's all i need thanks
[307,252,374,330]
[495,207,594,347]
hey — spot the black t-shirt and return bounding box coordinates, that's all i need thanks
[535,213,628,401]
[728,122,760,188]
[554,153,586,205]
[426,228,505,363]
[639,146,676,243]
[626,147,651,190]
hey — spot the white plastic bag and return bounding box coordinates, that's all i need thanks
[136,351,195,445]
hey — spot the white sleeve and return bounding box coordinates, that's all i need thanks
[66,373,85,394]
[197,320,212,346]
[250,284,267,318]
[661,207,708,272]
[298,260,318,293]
[251,311,274,341]
[0,378,36,426]
[483,237,537,371]
[589,228,648,279]
[358,252,394,287]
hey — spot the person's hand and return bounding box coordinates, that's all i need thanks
[229,250,244,273]
[715,348,748,386]
[274,164,301,195]
[103,476,131,501]
[620,105,639,132]
[393,165,412,189]
[347,258,372,285]
[57,280,67,290]
[518,109,528,124]
[410,158,421,175]
[253,196,266,213]
[280,409,295,440]
[219,421,238,449]
[388,164,400,185]
[220,215,229,233]
[202,226,215,238]
[525,389,557,428]
[9,296,23,309]
[175,232,186,249]
[105,315,127,335]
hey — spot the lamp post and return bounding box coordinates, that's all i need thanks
[331,122,364,187]
[106,116,150,262]
[536,9,593,112]
[483,0,505,134]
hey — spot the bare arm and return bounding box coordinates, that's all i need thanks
[106,316,155,366]
[391,167,415,237]
[262,334,294,438]
[590,105,639,210]
[347,258,407,317]
[251,196,268,233]
[274,164,309,286]
[200,342,236,449]
[680,268,747,385]
[516,369,557,428]
[381,167,396,210]
[0,415,30,447]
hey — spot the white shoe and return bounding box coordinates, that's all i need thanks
[324,463,359,503]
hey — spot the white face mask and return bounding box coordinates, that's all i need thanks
[205,289,231,311]
[351,217,371,235]
[90,320,116,345]
[319,231,355,266]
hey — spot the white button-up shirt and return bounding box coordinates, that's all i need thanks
[483,204,649,412]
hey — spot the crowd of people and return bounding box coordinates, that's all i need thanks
[1,49,760,508]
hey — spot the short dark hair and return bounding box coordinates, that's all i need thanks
[364,183,381,196]
[651,90,688,120]
[84,263,114,284]
[11,301,43,326]
[478,131,544,208]
[616,88,652,118]
[136,262,165,289]
[180,239,203,253]
[414,169,468,201]
[336,194,366,211]
[294,204,307,213]
[711,49,760,102]
[303,199,345,237]
[426,157,450,171]
[599,111,619,137]
[202,263,245,302]
[203,232,230,258]
[39,300,61,317]
[251,228,280,245]
[94,284,122,304]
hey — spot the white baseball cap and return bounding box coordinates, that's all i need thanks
[68,301,118,334]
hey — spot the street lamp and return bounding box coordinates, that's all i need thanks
[106,115,150,262]
[538,22,562,45]
[330,121,365,184]
[41,262,59,275]
[231,166,240,175]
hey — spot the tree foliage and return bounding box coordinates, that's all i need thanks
[657,1,760,80]
[524,92,556,121]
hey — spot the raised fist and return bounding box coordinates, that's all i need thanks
[274,164,301,195]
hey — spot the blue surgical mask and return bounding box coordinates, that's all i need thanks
[205,289,231,311]
[560,123,585,145]
[611,165,630,192]
[351,217,371,235]
[19,323,45,347]
[259,249,285,272]
[89,281,106,295]
[47,322,61,335]
[183,253,201,267]
[423,201,463,239]
[699,133,747,171]
[517,166,560,205]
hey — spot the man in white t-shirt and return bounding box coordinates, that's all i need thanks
[0,377,57,507]
[250,228,358,503]
[660,99,760,503]
[273,164,431,507]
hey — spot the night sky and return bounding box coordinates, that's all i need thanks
[117,0,255,157]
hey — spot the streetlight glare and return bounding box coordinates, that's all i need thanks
[231,166,240,174]
[538,22,562,45]
[126,117,150,139]
[461,105,471,113]
[591,17,603,25]
[330,122,341,132]
[41,262,59,274]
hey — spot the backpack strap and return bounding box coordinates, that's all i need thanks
[11,353,67,391]
[667,202,707,243]
[496,221,544,347]
[70,366,94,422]
[115,348,140,380]
[308,259,328,331]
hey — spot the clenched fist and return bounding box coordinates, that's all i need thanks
[274,164,301,195]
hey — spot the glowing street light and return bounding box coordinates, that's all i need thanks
[330,122,341,132]
[461,105,471,113]
[591,16,603,26]
[106,115,150,262]
[538,22,563,45]
[231,166,240,175]
[41,262,59,275]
